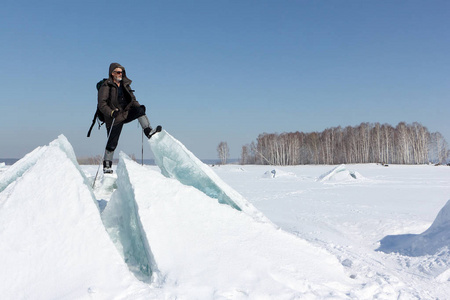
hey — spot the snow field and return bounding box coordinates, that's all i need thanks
[1,134,450,299]
[212,163,450,299]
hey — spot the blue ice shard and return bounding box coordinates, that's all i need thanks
[149,130,270,223]
[101,153,157,282]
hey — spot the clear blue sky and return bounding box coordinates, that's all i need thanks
[1,0,449,160]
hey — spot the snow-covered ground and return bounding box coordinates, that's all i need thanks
[0,134,449,299]
[212,164,450,298]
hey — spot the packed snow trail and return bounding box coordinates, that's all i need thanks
[149,130,270,223]
[0,136,155,299]
[102,153,354,298]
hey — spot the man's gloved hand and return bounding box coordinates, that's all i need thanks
[111,109,119,118]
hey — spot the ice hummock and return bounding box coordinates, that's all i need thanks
[0,146,46,193]
[378,199,450,256]
[102,153,352,297]
[0,135,94,193]
[0,135,152,299]
[149,130,270,223]
[318,164,363,182]
[263,169,278,178]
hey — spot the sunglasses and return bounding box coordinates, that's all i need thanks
[114,71,123,74]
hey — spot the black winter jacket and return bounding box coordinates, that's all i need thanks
[97,63,141,126]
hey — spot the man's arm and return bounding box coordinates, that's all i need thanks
[98,84,114,117]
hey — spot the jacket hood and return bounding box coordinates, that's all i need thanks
[108,62,130,82]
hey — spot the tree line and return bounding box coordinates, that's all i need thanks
[239,122,449,165]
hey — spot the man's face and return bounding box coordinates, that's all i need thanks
[112,68,123,82]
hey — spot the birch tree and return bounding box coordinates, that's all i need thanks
[217,141,229,165]
[245,122,446,165]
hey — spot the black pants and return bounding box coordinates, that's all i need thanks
[105,105,146,152]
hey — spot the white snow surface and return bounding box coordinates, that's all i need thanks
[378,199,450,257]
[1,133,450,299]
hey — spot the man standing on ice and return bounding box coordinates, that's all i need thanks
[98,62,153,174]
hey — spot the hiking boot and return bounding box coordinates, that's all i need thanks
[144,127,153,139]
[103,160,113,174]
[144,126,162,139]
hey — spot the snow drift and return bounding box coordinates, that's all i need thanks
[262,168,296,179]
[0,135,152,299]
[378,199,450,256]
[318,164,363,182]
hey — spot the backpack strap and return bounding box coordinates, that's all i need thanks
[87,78,109,137]
[87,110,98,137]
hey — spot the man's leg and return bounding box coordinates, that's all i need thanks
[124,105,152,138]
[103,149,114,174]
[125,106,153,138]
[103,123,123,173]
[138,114,150,129]
[124,105,147,124]
[138,115,154,138]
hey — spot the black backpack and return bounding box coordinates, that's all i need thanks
[87,79,107,137]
